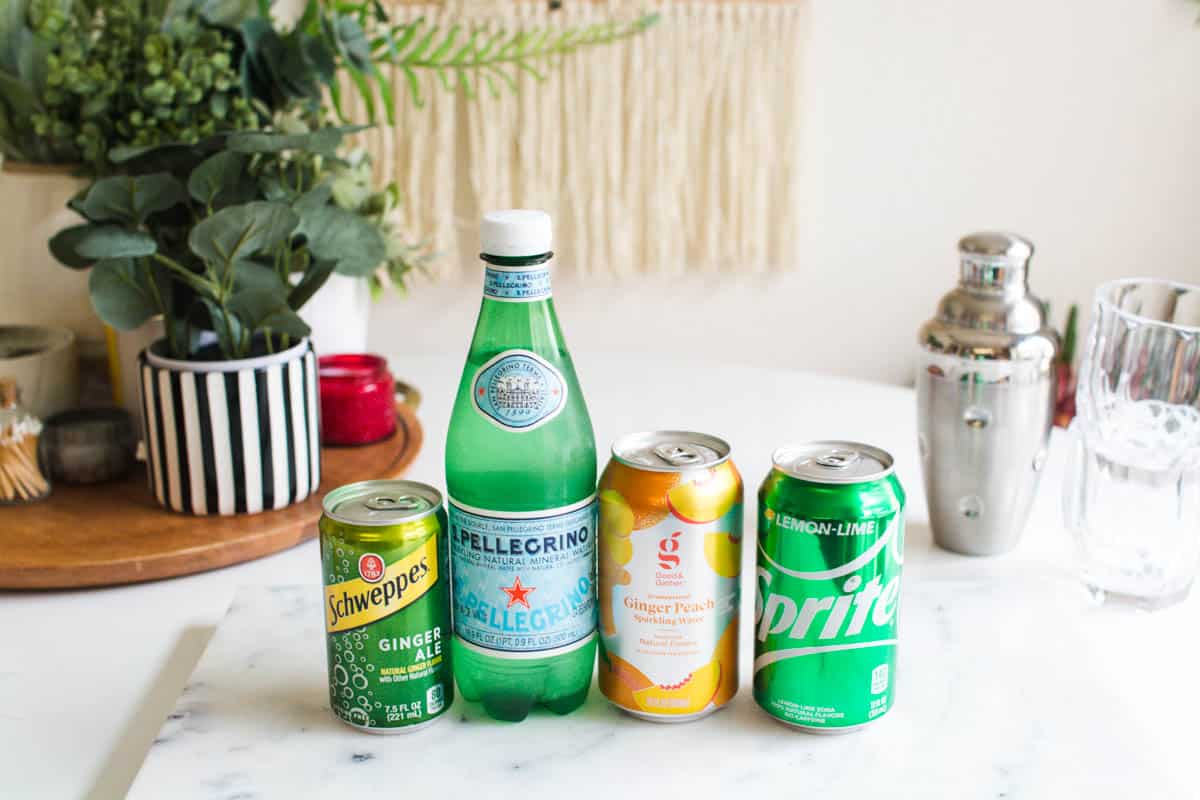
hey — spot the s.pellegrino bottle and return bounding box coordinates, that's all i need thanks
[445,210,598,721]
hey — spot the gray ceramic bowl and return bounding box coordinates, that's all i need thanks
[0,325,78,418]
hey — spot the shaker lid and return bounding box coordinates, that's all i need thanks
[958,232,1033,263]
[958,232,1033,292]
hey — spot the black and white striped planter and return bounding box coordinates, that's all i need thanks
[138,339,321,515]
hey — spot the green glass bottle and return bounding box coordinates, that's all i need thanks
[445,210,598,722]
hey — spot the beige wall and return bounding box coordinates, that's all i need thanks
[373,0,1200,384]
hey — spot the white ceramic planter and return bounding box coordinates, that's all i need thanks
[298,273,371,355]
[138,339,321,515]
[0,163,101,341]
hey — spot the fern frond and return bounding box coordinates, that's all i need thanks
[371,12,660,107]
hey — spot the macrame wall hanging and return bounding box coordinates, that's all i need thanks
[347,1,808,279]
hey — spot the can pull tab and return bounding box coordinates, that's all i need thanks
[365,494,423,512]
[816,450,860,470]
[653,443,703,466]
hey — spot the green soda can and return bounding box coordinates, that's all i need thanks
[320,480,453,733]
[754,441,905,733]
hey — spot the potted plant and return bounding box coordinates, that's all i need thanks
[49,125,387,514]
[33,0,655,514]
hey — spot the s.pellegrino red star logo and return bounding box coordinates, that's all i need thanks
[500,576,535,609]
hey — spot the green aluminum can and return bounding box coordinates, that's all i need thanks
[754,441,905,733]
[320,480,453,733]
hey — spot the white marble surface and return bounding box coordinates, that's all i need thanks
[130,576,1195,799]
[2,352,1198,798]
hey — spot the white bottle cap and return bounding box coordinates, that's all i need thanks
[480,209,553,257]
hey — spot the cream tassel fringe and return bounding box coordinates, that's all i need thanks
[351,1,808,279]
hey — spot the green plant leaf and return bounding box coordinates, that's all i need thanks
[274,35,324,102]
[427,24,460,64]
[0,70,47,159]
[293,182,333,214]
[227,288,311,338]
[297,205,386,277]
[382,16,421,60]
[399,65,422,107]
[287,258,335,311]
[226,127,362,158]
[332,13,373,73]
[187,151,252,207]
[0,1,24,75]
[199,296,245,360]
[48,225,98,269]
[73,226,158,261]
[75,173,187,225]
[402,22,439,62]
[301,30,338,87]
[342,62,376,123]
[188,201,299,282]
[88,258,170,331]
[197,0,258,27]
[233,259,287,294]
[326,76,347,121]
[370,62,395,124]
[152,252,220,299]
[107,136,228,174]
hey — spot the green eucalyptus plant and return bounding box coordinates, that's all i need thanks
[48,125,388,360]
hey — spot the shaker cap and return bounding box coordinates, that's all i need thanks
[958,232,1033,263]
[958,231,1033,291]
[481,209,553,257]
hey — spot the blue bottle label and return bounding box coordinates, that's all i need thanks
[448,497,597,655]
[471,350,567,432]
[484,266,552,301]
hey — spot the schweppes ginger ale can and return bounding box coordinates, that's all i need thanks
[754,441,905,733]
[321,480,453,733]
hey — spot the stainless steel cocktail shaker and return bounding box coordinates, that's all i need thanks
[916,233,1059,556]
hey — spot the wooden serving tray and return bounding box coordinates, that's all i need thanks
[0,403,423,590]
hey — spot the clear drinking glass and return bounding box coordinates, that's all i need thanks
[1063,278,1200,609]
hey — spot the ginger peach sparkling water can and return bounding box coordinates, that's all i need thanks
[597,431,743,722]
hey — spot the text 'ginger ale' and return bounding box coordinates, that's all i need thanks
[445,210,598,722]
[755,441,905,733]
[597,431,743,721]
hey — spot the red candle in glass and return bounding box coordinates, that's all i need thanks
[318,354,397,446]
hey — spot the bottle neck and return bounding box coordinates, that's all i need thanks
[481,252,554,303]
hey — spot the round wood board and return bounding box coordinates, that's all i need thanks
[0,403,423,590]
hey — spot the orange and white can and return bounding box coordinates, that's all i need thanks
[597,431,743,722]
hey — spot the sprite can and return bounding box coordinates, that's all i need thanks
[754,441,905,733]
[320,480,453,733]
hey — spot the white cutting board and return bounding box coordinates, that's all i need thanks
[127,582,1195,799]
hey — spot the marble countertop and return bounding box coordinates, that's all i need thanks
[2,352,1197,798]
[130,579,1193,798]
